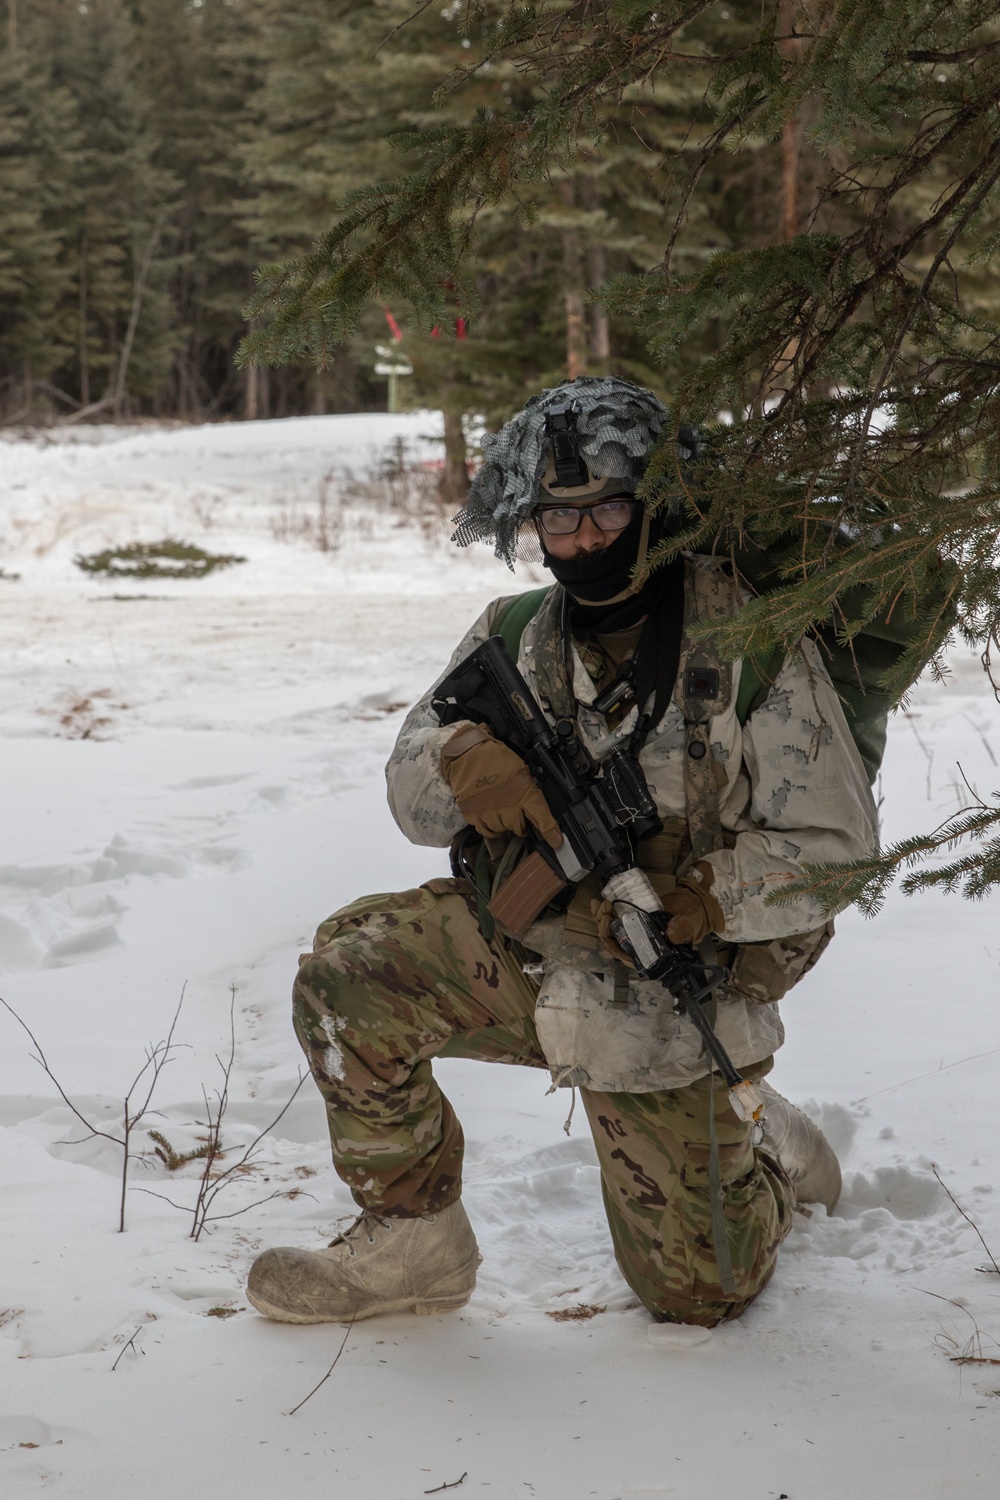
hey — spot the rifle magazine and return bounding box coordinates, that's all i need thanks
[488,851,568,941]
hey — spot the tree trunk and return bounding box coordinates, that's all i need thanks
[580,175,610,369]
[437,402,469,507]
[312,368,327,415]
[244,363,259,421]
[781,116,803,241]
[586,242,610,368]
[112,214,165,420]
[778,0,805,242]
[78,231,90,409]
[773,0,808,394]
[560,179,587,380]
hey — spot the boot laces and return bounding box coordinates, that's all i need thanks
[329,1210,394,1256]
[327,1207,439,1256]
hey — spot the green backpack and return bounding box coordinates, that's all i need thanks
[496,555,955,785]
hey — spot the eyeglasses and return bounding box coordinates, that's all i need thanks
[535,499,635,536]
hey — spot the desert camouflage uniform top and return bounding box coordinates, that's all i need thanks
[386,558,879,1093]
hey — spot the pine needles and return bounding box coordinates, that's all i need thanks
[240,0,1000,902]
[769,796,1000,916]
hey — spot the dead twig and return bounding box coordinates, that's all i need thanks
[111,1325,145,1371]
[931,1165,1000,1277]
[918,1286,1000,1366]
[424,1473,468,1494]
[286,1312,357,1416]
[189,1068,307,1241]
[0,988,186,1232]
[132,983,306,1240]
[190,984,239,1239]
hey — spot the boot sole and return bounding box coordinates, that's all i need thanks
[246,1286,474,1325]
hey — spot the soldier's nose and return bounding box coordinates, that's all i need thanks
[574,515,609,554]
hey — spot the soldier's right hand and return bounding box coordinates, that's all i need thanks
[440,723,563,848]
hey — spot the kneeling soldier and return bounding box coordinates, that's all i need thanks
[248,378,876,1328]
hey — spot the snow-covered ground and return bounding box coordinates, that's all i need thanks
[1,414,998,1499]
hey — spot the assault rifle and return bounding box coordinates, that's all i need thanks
[431,635,765,1123]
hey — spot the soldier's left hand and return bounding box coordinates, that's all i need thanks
[660,861,726,946]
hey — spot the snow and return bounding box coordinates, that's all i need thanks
[1,412,999,1499]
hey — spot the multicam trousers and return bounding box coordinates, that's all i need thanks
[292,877,794,1326]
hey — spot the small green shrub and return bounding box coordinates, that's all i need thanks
[74,538,246,579]
[148,1129,220,1171]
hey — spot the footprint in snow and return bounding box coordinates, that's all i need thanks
[788,1162,966,1271]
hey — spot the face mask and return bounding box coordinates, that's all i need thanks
[540,504,647,602]
[541,505,684,632]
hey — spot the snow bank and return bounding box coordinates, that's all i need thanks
[1,415,998,1498]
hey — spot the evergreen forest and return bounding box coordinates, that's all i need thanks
[1,0,859,436]
[3,1,1000,896]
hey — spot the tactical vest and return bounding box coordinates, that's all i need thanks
[491,558,834,1007]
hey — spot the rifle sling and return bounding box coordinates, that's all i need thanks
[626,558,686,749]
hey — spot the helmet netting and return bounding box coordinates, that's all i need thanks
[452,376,670,568]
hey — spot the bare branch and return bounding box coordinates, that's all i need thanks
[111,1326,145,1371]
[0,995,124,1148]
[286,1312,357,1417]
[908,42,1000,64]
[425,1474,468,1495]
[931,1165,1000,1278]
[375,0,437,57]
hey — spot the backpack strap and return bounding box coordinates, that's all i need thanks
[675,558,739,861]
[735,643,786,725]
[496,586,553,659]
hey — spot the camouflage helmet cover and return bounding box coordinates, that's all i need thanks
[452,376,670,567]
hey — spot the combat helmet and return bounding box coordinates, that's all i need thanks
[452,376,701,569]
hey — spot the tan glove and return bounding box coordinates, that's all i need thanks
[660,861,726,946]
[592,860,725,968]
[440,723,562,848]
[591,897,634,968]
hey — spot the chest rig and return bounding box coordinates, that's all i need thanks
[497,556,834,1005]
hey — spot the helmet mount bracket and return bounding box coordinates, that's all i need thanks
[544,405,590,489]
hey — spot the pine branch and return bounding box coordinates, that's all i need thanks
[767,800,1000,915]
[239,0,1000,895]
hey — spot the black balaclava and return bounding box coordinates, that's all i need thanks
[541,504,682,633]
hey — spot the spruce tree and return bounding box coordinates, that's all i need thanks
[244,0,723,489]
[0,20,80,420]
[9,0,179,418]
[242,0,1000,900]
[131,0,268,418]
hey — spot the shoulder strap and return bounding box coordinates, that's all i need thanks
[735,644,786,725]
[676,558,737,861]
[496,586,553,659]
[627,556,686,750]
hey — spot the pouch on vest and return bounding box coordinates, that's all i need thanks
[723,921,835,1005]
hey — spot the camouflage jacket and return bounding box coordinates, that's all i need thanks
[385,560,879,1091]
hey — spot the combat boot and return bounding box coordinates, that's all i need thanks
[758,1081,842,1214]
[246,1200,481,1324]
